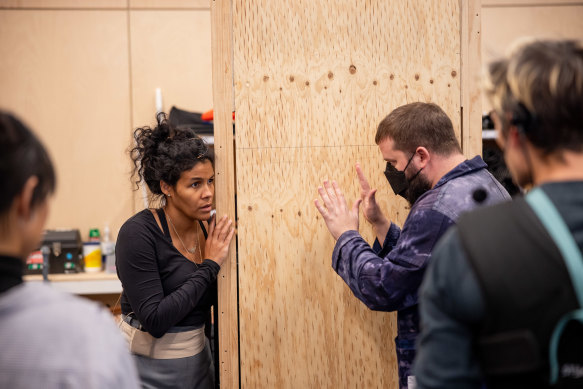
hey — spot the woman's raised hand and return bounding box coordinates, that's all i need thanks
[204,214,235,266]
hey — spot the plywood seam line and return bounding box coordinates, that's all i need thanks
[237,145,379,150]
[233,1,463,387]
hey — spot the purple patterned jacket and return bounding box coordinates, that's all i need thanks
[332,156,510,388]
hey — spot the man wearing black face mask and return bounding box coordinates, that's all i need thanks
[314,102,510,389]
[384,152,432,207]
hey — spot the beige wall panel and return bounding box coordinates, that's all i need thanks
[129,0,209,9]
[481,4,583,110]
[0,10,132,240]
[482,5,583,64]
[0,0,126,8]
[234,0,462,387]
[129,10,212,147]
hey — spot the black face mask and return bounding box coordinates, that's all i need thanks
[405,170,432,206]
[384,153,423,200]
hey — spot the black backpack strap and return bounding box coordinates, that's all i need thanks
[456,199,576,382]
[525,188,583,386]
[526,188,583,306]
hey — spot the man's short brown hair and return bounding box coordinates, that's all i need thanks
[375,102,461,155]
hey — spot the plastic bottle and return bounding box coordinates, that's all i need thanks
[84,228,102,272]
[89,228,101,242]
[101,225,116,274]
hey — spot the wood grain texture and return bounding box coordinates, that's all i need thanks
[211,0,239,388]
[461,0,483,158]
[234,1,462,150]
[0,10,133,240]
[233,1,465,387]
[236,147,407,389]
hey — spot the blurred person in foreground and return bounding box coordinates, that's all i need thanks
[0,111,140,388]
[414,39,583,388]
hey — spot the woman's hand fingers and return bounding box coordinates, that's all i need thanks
[207,213,216,236]
[204,214,235,266]
[214,216,233,242]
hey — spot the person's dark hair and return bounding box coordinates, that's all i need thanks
[0,112,56,216]
[130,112,214,199]
[486,39,583,155]
[375,102,462,155]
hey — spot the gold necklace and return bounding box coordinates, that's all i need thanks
[165,210,202,264]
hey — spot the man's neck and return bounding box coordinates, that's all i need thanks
[532,149,583,185]
[429,153,467,187]
[0,245,24,259]
[0,225,25,259]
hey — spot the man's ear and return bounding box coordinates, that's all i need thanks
[415,146,430,168]
[506,126,523,149]
[15,176,39,221]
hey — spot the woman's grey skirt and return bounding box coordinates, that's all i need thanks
[132,336,215,389]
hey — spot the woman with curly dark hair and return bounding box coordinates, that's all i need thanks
[116,113,234,389]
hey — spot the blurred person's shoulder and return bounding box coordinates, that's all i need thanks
[0,282,138,388]
[0,282,124,350]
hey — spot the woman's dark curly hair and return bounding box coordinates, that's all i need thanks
[130,112,214,200]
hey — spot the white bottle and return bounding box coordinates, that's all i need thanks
[101,225,116,274]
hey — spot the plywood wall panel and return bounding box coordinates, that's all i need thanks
[0,10,132,240]
[233,1,464,387]
[233,0,462,150]
[210,0,238,386]
[237,147,406,389]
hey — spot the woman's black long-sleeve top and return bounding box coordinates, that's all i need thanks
[116,208,220,338]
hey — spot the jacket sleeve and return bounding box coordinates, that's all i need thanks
[116,220,220,338]
[413,228,485,389]
[332,208,453,311]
